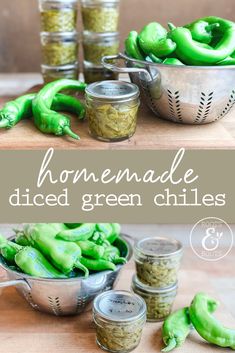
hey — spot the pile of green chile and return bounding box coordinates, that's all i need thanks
[0,79,86,140]
[162,292,235,351]
[0,223,127,279]
[125,16,235,66]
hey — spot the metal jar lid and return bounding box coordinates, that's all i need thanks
[93,290,146,323]
[82,31,119,43]
[132,275,178,295]
[85,80,139,103]
[135,237,183,259]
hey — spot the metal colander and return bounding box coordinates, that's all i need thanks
[0,234,133,316]
[102,53,235,124]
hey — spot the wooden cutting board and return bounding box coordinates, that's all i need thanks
[0,79,235,150]
[0,262,234,353]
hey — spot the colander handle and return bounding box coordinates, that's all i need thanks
[0,279,30,291]
[102,53,152,80]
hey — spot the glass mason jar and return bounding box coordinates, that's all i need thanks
[81,0,120,32]
[39,0,78,32]
[82,32,119,66]
[93,290,146,353]
[41,63,79,83]
[41,32,78,66]
[85,80,140,142]
[83,61,118,84]
[134,237,183,289]
[132,275,177,322]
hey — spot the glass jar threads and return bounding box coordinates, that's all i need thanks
[83,62,118,84]
[83,32,119,66]
[39,0,78,33]
[132,275,177,322]
[93,290,146,353]
[134,237,183,289]
[41,32,78,66]
[41,63,79,83]
[81,0,120,33]
[85,81,140,142]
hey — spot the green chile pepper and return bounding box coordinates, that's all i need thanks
[138,22,176,58]
[0,93,85,129]
[24,223,89,277]
[185,20,220,44]
[162,308,192,352]
[163,58,185,65]
[189,292,235,349]
[0,234,22,264]
[217,56,235,65]
[64,223,82,229]
[96,223,113,238]
[125,31,145,60]
[15,231,30,246]
[76,240,105,259]
[168,17,235,65]
[148,53,162,63]
[107,223,121,244]
[90,231,110,246]
[80,256,116,272]
[32,79,87,140]
[15,246,66,278]
[102,245,126,265]
[57,223,95,241]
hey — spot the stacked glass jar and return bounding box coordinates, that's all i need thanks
[81,0,120,83]
[132,236,183,322]
[39,0,79,83]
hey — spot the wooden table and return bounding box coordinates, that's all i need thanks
[0,248,235,353]
[0,74,235,150]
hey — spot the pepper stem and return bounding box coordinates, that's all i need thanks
[161,338,177,352]
[63,126,80,140]
[168,23,176,31]
[0,118,9,128]
[206,23,220,32]
[74,260,89,278]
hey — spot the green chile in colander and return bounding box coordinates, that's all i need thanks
[132,276,177,322]
[93,290,146,353]
[134,237,183,288]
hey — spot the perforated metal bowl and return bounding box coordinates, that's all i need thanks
[102,53,235,124]
[0,234,132,316]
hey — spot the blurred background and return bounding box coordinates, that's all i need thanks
[1,0,235,73]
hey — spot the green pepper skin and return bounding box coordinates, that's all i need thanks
[189,292,235,349]
[0,93,85,129]
[76,240,105,259]
[125,31,145,60]
[90,231,110,246]
[24,223,89,277]
[185,20,220,44]
[0,234,22,264]
[102,245,127,265]
[15,247,66,278]
[106,223,121,244]
[217,56,235,65]
[80,256,116,272]
[15,231,31,246]
[168,18,235,65]
[162,308,191,352]
[64,223,82,229]
[32,79,87,140]
[163,58,185,66]
[56,223,95,242]
[148,53,162,63]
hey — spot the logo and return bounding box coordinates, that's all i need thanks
[190,217,233,261]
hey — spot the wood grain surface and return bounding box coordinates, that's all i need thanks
[0,0,235,72]
[0,251,234,353]
[0,82,235,150]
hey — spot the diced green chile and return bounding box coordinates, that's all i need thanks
[81,5,119,32]
[40,9,77,32]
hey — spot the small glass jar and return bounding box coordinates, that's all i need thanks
[93,290,146,353]
[85,80,140,142]
[41,32,78,66]
[41,63,79,83]
[81,0,120,32]
[83,62,118,84]
[134,237,183,289]
[132,275,177,322]
[39,0,78,32]
[83,32,119,66]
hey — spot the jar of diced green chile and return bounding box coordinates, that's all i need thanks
[93,290,146,353]
[81,0,120,33]
[134,237,183,289]
[83,61,118,84]
[132,275,177,322]
[41,63,79,83]
[39,0,78,32]
[41,32,78,66]
[83,32,119,66]
[85,81,140,142]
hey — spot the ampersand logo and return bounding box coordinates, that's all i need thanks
[190,217,233,261]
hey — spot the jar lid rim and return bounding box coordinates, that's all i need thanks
[135,236,183,258]
[41,31,78,39]
[82,31,119,40]
[132,275,178,294]
[93,290,146,322]
[85,80,139,101]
